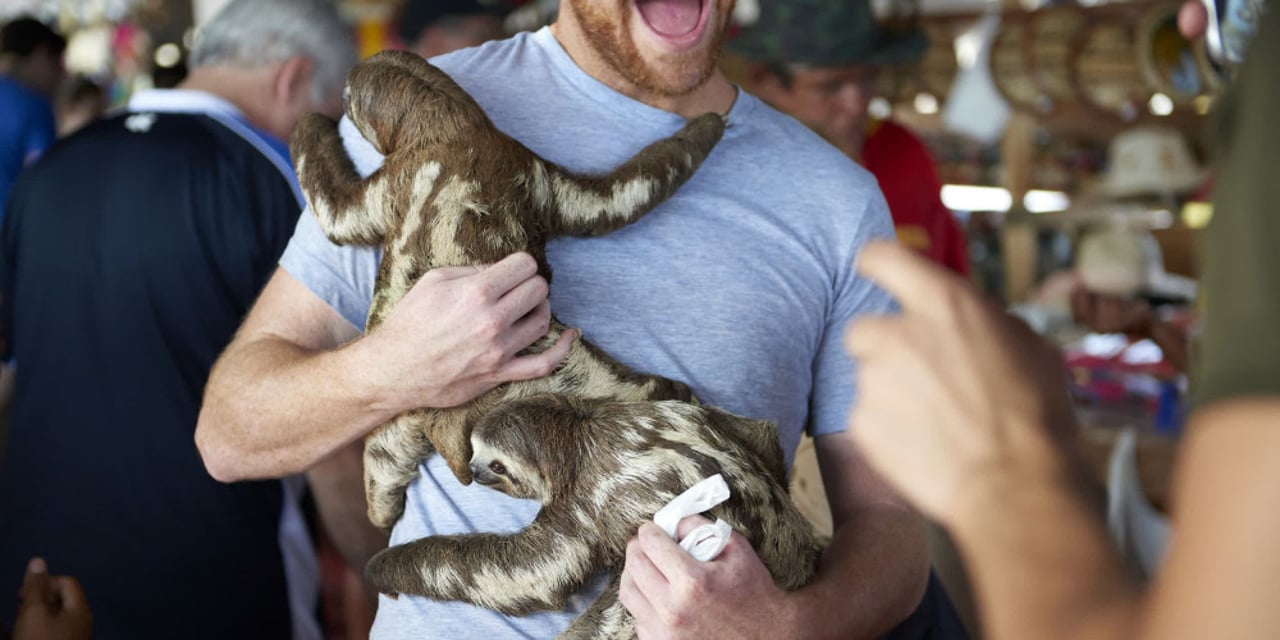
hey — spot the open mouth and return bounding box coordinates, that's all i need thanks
[634,0,711,49]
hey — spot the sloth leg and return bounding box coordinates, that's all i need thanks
[363,410,435,529]
[364,522,597,616]
[542,112,726,238]
[558,577,634,640]
[290,113,398,246]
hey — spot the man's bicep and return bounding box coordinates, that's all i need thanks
[813,432,913,522]
[237,267,360,352]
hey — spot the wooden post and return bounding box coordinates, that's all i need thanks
[1001,112,1039,303]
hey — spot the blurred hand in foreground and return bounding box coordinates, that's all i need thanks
[843,241,1082,525]
[12,557,92,640]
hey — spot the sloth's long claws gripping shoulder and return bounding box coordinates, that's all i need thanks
[289,112,400,247]
[542,112,726,238]
[364,521,598,615]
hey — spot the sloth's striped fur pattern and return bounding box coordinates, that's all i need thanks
[364,395,824,640]
[287,50,727,531]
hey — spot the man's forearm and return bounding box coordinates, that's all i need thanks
[791,503,931,639]
[949,467,1140,640]
[196,334,397,481]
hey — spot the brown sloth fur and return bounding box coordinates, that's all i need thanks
[364,395,824,640]
[288,50,726,531]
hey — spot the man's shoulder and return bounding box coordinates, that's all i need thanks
[55,111,258,166]
[716,98,892,250]
[429,30,532,77]
[26,112,293,202]
[739,98,882,200]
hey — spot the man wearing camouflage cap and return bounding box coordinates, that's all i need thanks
[730,0,970,275]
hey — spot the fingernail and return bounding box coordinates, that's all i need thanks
[27,557,46,574]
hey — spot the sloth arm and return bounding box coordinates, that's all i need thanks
[364,513,599,615]
[290,113,394,246]
[541,114,724,238]
[539,166,681,239]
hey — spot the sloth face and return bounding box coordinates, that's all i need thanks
[469,408,556,503]
[470,394,593,502]
[468,438,550,502]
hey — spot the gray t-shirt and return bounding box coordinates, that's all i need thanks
[279,27,895,639]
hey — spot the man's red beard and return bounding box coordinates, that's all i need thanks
[569,0,731,98]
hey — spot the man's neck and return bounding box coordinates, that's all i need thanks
[177,66,284,140]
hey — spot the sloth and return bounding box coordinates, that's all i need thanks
[288,50,727,530]
[363,394,825,640]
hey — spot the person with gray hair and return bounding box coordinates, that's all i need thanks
[0,1,372,639]
[181,0,356,142]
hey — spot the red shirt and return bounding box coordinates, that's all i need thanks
[861,120,970,276]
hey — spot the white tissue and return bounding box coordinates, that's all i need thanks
[677,519,733,561]
[653,474,734,562]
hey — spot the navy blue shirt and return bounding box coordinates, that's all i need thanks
[0,92,313,639]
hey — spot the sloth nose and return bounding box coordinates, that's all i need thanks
[469,463,493,484]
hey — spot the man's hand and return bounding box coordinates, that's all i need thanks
[357,252,577,412]
[619,517,793,640]
[843,242,1080,526]
[12,558,93,640]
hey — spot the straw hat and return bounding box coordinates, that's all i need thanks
[1100,126,1207,199]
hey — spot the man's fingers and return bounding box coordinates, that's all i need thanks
[503,299,552,351]
[636,522,698,582]
[52,576,89,612]
[674,514,714,539]
[843,315,902,360]
[423,253,539,292]
[856,241,960,312]
[624,535,669,593]
[491,273,547,325]
[623,530,688,630]
[477,252,539,294]
[618,559,659,623]
[19,557,48,602]
[498,328,577,381]
[427,264,486,281]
